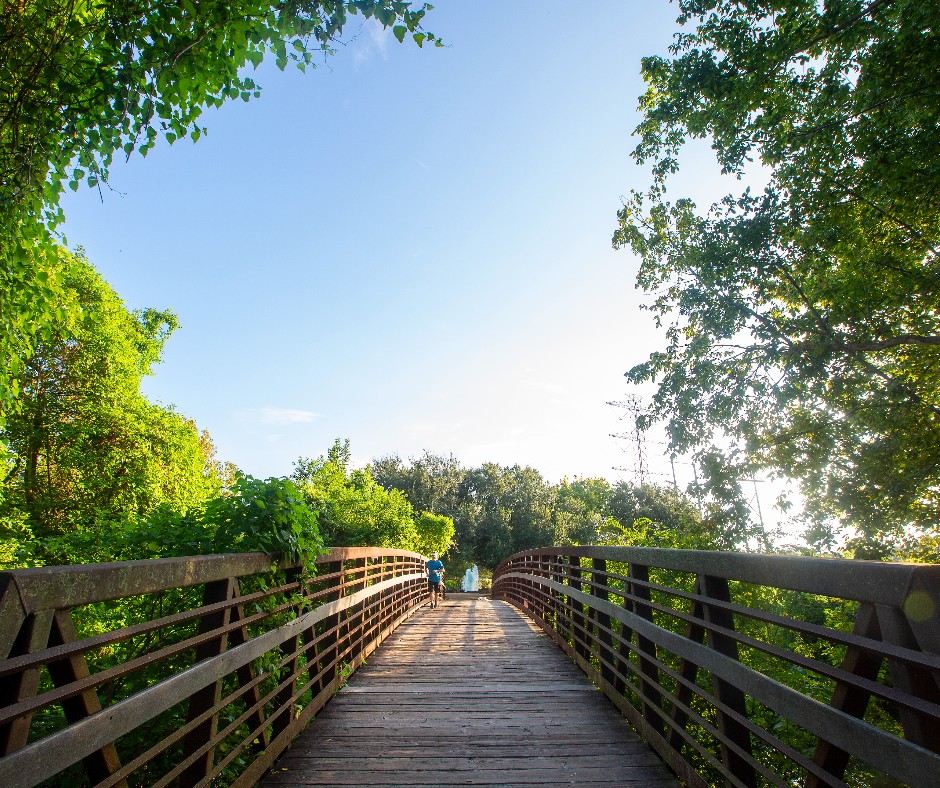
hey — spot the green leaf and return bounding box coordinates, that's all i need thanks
[393,25,406,43]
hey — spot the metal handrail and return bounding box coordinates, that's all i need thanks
[0,547,428,787]
[492,546,940,788]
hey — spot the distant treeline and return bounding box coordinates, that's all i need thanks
[370,452,717,573]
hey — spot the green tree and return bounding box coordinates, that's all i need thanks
[1,248,222,564]
[457,463,560,568]
[414,511,455,557]
[371,451,466,516]
[294,439,421,550]
[1,1,440,431]
[615,0,940,554]
[554,477,615,545]
[607,481,716,550]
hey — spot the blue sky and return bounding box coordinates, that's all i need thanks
[60,1,730,485]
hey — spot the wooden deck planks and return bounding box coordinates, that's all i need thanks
[261,595,678,787]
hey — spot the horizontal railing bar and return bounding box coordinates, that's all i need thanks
[601,571,940,673]
[151,636,313,788]
[103,589,415,788]
[0,580,310,725]
[0,579,301,678]
[520,592,758,788]
[223,589,422,788]
[2,553,280,613]
[599,582,940,718]
[197,603,392,788]
[0,571,424,788]
[92,640,276,788]
[501,570,940,787]
[508,548,938,606]
[93,584,403,788]
[514,581,781,772]
[320,547,425,563]
[595,617,849,787]
[510,577,853,788]
[0,548,425,616]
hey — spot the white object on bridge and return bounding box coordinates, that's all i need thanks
[462,565,480,592]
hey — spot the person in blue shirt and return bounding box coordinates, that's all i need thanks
[426,552,445,609]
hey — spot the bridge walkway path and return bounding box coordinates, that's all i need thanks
[260,594,678,787]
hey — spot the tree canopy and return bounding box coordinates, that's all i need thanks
[372,452,709,569]
[0,1,439,431]
[294,440,455,555]
[615,0,940,555]
[0,248,231,564]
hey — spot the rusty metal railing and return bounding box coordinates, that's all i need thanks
[0,547,427,787]
[492,547,940,788]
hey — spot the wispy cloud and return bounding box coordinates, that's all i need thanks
[352,19,391,70]
[260,407,319,425]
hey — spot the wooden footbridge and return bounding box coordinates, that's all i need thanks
[0,547,938,787]
[262,596,676,787]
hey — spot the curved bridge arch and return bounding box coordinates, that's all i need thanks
[1,546,938,787]
[492,546,940,787]
[0,548,427,787]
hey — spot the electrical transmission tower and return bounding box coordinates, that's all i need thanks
[608,394,649,484]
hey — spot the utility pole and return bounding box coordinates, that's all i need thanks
[608,395,648,484]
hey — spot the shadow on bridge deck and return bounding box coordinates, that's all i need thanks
[261,594,677,787]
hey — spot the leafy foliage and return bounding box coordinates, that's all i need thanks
[19,474,323,570]
[414,511,455,557]
[205,474,323,564]
[372,452,711,567]
[293,439,454,554]
[615,0,940,554]
[607,482,719,549]
[0,248,227,565]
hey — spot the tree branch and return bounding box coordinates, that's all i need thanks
[836,334,940,352]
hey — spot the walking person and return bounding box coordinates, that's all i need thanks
[426,552,445,609]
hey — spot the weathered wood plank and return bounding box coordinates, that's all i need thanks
[261,597,677,788]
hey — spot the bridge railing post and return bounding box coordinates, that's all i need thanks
[549,554,563,634]
[270,566,305,741]
[44,609,127,786]
[612,580,634,698]
[180,577,237,787]
[696,573,757,788]
[317,559,344,693]
[568,555,590,661]
[628,563,664,737]
[591,558,615,686]
[0,610,55,756]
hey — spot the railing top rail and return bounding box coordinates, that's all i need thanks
[319,546,426,562]
[499,546,940,606]
[0,546,430,787]
[493,545,940,788]
[0,547,428,614]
